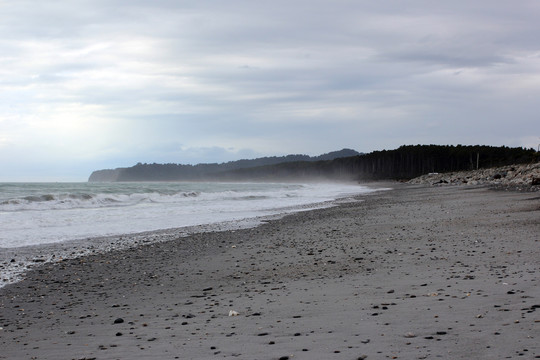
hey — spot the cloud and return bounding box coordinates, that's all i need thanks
[1,0,539,180]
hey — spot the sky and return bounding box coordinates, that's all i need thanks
[1,0,539,181]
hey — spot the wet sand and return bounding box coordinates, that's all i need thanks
[1,184,539,359]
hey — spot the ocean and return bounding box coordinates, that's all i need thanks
[0,181,380,286]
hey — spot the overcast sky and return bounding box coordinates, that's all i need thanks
[1,1,539,181]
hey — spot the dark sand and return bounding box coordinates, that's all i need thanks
[1,184,539,359]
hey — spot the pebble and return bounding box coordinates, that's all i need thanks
[1,183,538,360]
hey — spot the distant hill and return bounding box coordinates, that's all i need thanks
[219,144,538,182]
[89,145,538,182]
[88,148,362,182]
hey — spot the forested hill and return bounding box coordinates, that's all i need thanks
[215,145,537,182]
[88,145,538,182]
[88,149,361,182]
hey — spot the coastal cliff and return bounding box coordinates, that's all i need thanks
[87,168,124,182]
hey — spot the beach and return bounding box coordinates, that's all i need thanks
[1,183,539,359]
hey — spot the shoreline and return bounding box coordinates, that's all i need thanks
[1,184,539,359]
[0,183,387,288]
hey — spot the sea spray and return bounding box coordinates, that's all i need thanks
[0,181,382,287]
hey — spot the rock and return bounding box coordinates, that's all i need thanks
[409,162,540,191]
[113,318,124,324]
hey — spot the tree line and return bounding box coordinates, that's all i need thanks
[214,145,538,181]
[88,145,538,182]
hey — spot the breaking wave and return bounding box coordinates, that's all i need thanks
[0,181,376,249]
[0,190,204,211]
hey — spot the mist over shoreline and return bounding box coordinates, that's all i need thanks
[89,145,538,183]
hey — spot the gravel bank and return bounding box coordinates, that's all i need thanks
[408,162,540,191]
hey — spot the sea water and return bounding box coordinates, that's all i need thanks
[0,181,378,286]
